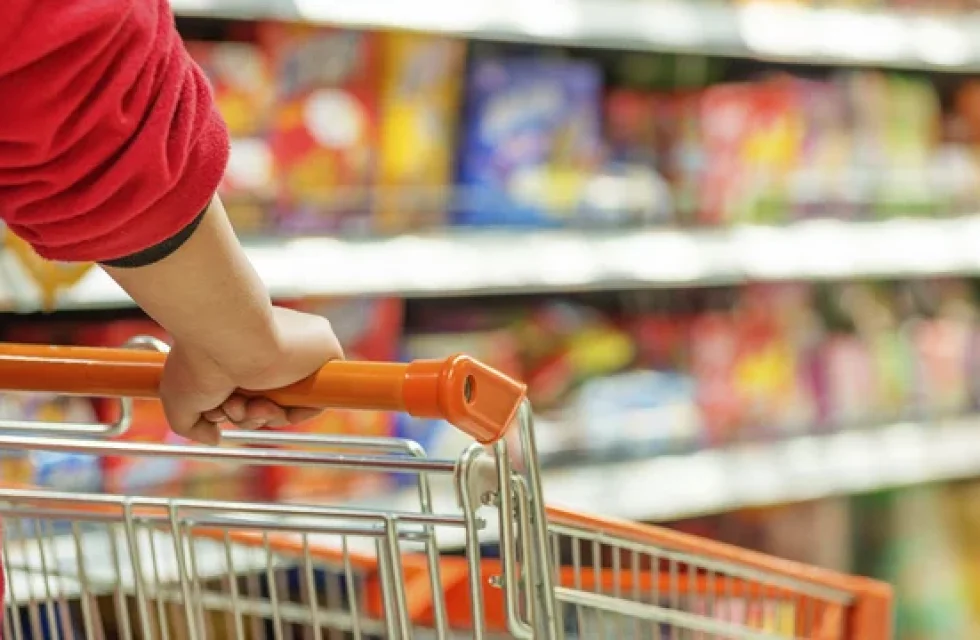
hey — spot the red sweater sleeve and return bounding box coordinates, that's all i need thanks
[0,0,229,263]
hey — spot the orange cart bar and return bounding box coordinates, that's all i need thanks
[0,342,892,639]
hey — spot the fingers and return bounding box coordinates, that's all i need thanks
[204,395,293,429]
[203,395,322,431]
[159,344,234,446]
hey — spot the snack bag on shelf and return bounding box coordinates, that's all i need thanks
[912,315,971,418]
[186,41,276,235]
[2,231,94,311]
[792,78,854,221]
[260,24,379,234]
[878,75,940,218]
[662,91,706,225]
[601,90,674,225]
[732,285,816,437]
[630,313,691,372]
[518,302,635,412]
[700,80,802,225]
[868,324,916,422]
[853,487,974,640]
[844,72,892,218]
[821,333,876,429]
[690,312,742,444]
[842,283,915,421]
[261,297,403,502]
[931,81,980,216]
[375,33,465,234]
[941,480,980,634]
[186,41,274,138]
[574,368,701,459]
[456,57,604,227]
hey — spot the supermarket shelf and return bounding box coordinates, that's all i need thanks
[169,0,980,72]
[3,215,980,311]
[361,416,980,549]
[541,417,980,522]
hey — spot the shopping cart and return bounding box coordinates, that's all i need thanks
[0,342,891,639]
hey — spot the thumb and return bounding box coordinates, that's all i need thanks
[186,419,221,446]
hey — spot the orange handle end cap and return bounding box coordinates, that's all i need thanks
[404,356,526,444]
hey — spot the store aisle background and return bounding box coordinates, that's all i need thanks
[6,2,980,637]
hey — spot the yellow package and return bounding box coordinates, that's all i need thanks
[376,33,465,233]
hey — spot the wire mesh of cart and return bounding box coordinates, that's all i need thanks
[0,342,892,640]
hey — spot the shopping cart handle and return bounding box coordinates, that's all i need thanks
[0,344,526,444]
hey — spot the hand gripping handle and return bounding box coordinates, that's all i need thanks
[0,344,526,444]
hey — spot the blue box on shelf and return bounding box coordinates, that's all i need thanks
[456,57,604,227]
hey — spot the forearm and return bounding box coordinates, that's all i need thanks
[103,197,279,376]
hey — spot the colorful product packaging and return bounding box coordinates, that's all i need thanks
[912,316,971,417]
[0,322,104,492]
[690,312,743,444]
[574,369,701,459]
[792,78,854,221]
[602,90,675,225]
[662,92,706,225]
[456,57,604,227]
[261,24,379,233]
[186,41,276,235]
[375,33,465,234]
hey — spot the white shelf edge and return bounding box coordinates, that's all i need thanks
[3,215,980,311]
[541,416,980,523]
[169,0,980,72]
[367,415,980,550]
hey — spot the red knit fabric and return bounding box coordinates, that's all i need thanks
[0,0,230,616]
[0,0,230,263]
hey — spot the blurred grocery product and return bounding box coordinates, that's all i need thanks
[402,279,980,460]
[186,40,276,235]
[0,323,106,493]
[456,56,605,227]
[854,487,976,640]
[260,24,379,234]
[376,33,465,234]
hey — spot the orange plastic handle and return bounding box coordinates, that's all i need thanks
[0,343,526,445]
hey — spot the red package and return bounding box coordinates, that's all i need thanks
[690,312,742,444]
[605,90,659,166]
[700,80,801,225]
[260,25,379,233]
[631,314,691,371]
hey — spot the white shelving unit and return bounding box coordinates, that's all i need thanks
[3,215,979,312]
[170,0,980,72]
[401,416,980,544]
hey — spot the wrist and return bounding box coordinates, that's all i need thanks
[198,300,283,383]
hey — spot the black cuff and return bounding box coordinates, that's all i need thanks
[100,206,208,268]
